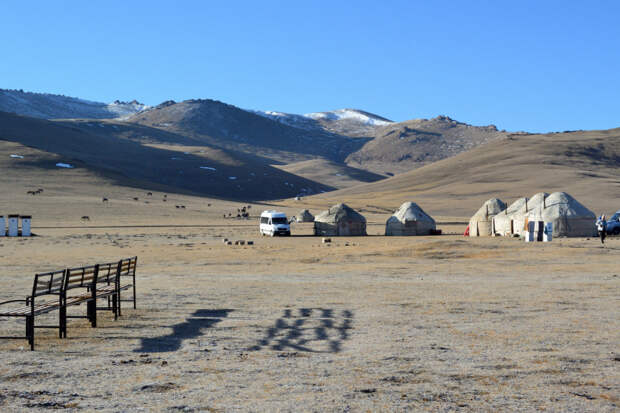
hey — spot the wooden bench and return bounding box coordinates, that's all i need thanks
[62,257,138,333]
[63,262,122,331]
[0,270,65,350]
[1,256,138,350]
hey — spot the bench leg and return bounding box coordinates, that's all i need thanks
[59,306,67,338]
[133,284,137,309]
[26,316,34,351]
[87,300,97,328]
[112,294,118,321]
[118,290,122,317]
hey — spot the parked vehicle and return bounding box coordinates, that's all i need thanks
[599,210,620,235]
[260,210,291,236]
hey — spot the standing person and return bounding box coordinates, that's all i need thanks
[597,214,607,244]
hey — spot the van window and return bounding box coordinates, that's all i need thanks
[272,217,287,224]
[260,217,269,224]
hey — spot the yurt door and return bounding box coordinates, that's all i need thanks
[339,222,351,236]
[405,220,417,235]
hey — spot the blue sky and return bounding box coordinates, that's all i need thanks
[2,1,619,132]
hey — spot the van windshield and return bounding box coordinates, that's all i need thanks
[272,217,288,224]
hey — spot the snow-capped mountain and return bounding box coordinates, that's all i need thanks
[305,109,392,126]
[252,108,393,136]
[126,99,366,163]
[0,88,510,179]
[0,89,149,120]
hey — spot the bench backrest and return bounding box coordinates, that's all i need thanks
[118,256,137,278]
[97,261,119,286]
[32,257,136,299]
[64,264,99,292]
[32,270,66,298]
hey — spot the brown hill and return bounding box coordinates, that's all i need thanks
[295,128,620,218]
[129,102,511,177]
[1,89,525,182]
[0,111,333,201]
[275,159,386,189]
[345,116,511,175]
[0,88,147,119]
[126,100,367,164]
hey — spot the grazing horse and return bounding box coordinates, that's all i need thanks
[81,216,90,221]
[133,197,139,201]
[147,192,153,196]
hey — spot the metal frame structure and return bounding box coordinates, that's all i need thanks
[0,257,138,350]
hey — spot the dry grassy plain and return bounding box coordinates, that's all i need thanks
[0,180,618,412]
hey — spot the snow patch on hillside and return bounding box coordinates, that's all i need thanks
[251,108,392,132]
[251,110,321,130]
[305,109,392,126]
[0,89,149,120]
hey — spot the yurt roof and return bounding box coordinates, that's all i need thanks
[472,198,506,218]
[315,203,366,223]
[390,202,435,224]
[505,197,528,215]
[526,192,595,219]
[525,192,549,212]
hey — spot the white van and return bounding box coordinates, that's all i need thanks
[260,210,291,236]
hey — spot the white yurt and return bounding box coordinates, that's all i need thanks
[525,192,596,237]
[492,192,549,236]
[468,198,506,237]
[493,197,528,236]
[314,203,366,236]
[385,202,436,236]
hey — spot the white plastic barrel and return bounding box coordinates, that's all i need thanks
[543,222,553,242]
[21,215,31,237]
[0,216,5,236]
[8,215,19,237]
[525,220,545,242]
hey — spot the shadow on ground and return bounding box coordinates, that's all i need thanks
[248,308,353,353]
[134,309,233,353]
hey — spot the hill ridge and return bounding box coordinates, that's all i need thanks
[0,88,149,120]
